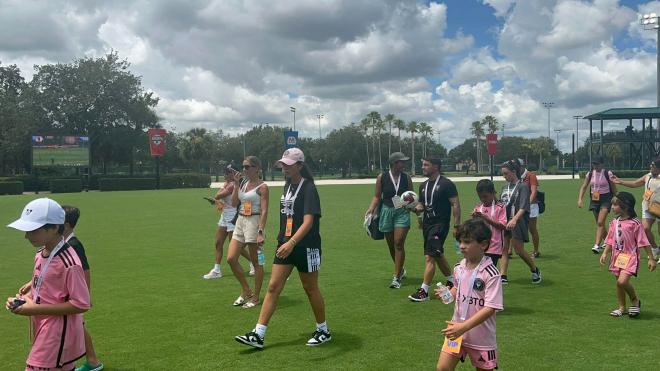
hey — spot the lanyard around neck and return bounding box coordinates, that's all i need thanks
[389,170,401,194]
[34,239,66,304]
[424,176,441,207]
[283,179,305,216]
[457,256,487,321]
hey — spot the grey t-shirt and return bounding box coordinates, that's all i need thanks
[501,181,530,219]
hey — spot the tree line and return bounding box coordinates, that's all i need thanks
[3,52,601,178]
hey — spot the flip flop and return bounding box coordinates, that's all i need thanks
[610,309,625,317]
[242,300,260,309]
[233,294,252,306]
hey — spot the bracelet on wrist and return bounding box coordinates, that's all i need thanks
[290,237,298,245]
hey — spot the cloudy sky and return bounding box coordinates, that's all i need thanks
[1,0,659,151]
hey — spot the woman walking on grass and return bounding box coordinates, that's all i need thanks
[235,148,330,349]
[577,156,617,254]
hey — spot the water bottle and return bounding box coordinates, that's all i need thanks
[454,240,462,255]
[257,248,265,266]
[436,283,454,304]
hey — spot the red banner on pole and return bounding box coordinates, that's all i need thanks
[486,133,498,156]
[148,128,167,157]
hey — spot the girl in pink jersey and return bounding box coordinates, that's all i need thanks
[472,179,507,267]
[6,198,90,371]
[600,192,656,318]
[435,218,503,371]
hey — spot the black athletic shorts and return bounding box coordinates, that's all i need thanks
[504,214,529,243]
[423,222,449,257]
[486,253,501,266]
[273,243,321,273]
[589,192,613,212]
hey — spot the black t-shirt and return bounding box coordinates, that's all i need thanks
[381,171,411,207]
[277,179,322,248]
[500,181,530,219]
[418,176,458,224]
[67,236,90,271]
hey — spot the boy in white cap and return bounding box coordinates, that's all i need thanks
[5,198,91,371]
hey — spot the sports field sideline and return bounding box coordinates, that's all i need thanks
[1,178,658,370]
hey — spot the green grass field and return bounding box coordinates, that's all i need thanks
[33,147,89,167]
[1,180,658,370]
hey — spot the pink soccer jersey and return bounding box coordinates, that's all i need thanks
[473,202,507,256]
[604,218,650,277]
[589,169,614,195]
[27,244,91,369]
[451,257,503,350]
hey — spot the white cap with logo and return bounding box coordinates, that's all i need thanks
[7,198,65,232]
[277,148,305,166]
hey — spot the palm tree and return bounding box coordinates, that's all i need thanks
[366,111,382,171]
[482,115,499,134]
[384,113,396,156]
[393,119,406,152]
[408,121,419,175]
[374,118,386,171]
[470,120,485,173]
[419,122,433,158]
[605,144,623,168]
[359,119,371,171]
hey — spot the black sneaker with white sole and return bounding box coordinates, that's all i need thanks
[531,267,542,284]
[408,288,429,302]
[235,331,264,349]
[306,329,332,346]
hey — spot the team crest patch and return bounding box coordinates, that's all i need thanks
[473,278,485,291]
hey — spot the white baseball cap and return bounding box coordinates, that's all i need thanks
[277,148,305,166]
[7,198,65,232]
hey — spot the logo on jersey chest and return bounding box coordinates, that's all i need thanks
[473,278,485,291]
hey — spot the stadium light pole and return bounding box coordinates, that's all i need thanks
[641,13,660,107]
[573,115,582,148]
[554,129,562,167]
[290,106,296,131]
[316,114,324,140]
[543,102,554,138]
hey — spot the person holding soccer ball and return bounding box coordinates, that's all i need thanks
[435,218,503,371]
[235,148,330,349]
[599,192,656,318]
[408,157,461,302]
[365,152,414,289]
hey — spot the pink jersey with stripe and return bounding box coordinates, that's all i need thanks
[589,169,613,195]
[27,244,91,369]
[451,257,503,350]
[605,218,650,276]
[473,202,507,256]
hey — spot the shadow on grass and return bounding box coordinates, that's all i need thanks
[236,330,363,357]
[506,277,554,287]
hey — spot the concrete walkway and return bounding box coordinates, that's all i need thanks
[211,174,579,188]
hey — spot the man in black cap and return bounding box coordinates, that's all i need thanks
[578,155,617,254]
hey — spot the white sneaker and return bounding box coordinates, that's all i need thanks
[399,268,407,280]
[203,270,222,279]
[591,244,603,254]
[389,276,401,289]
[249,263,255,276]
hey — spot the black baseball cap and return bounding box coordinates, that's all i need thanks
[592,156,604,164]
[613,191,637,218]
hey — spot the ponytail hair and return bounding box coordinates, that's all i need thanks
[300,162,315,184]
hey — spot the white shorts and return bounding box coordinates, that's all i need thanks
[232,214,260,244]
[529,203,539,218]
[642,207,660,221]
[218,207,237,231]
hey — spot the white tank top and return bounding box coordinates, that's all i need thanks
[643,173,660,208]
[220,182,235,210]
[239,180,265,214]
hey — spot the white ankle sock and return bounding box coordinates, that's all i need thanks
[255,324,267,338]
[316,321,328,332]
[213,264,221,272]
[421,283,430,293]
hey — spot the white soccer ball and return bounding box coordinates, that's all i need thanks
[401,190,419,210]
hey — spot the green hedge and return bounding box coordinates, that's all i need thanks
[99,178,157,191]
[50,179,83,193]
[0,181,24,195]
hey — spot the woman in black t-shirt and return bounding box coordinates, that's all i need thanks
[235,148,330,349]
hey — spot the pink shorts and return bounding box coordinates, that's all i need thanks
[442,346,498,370]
